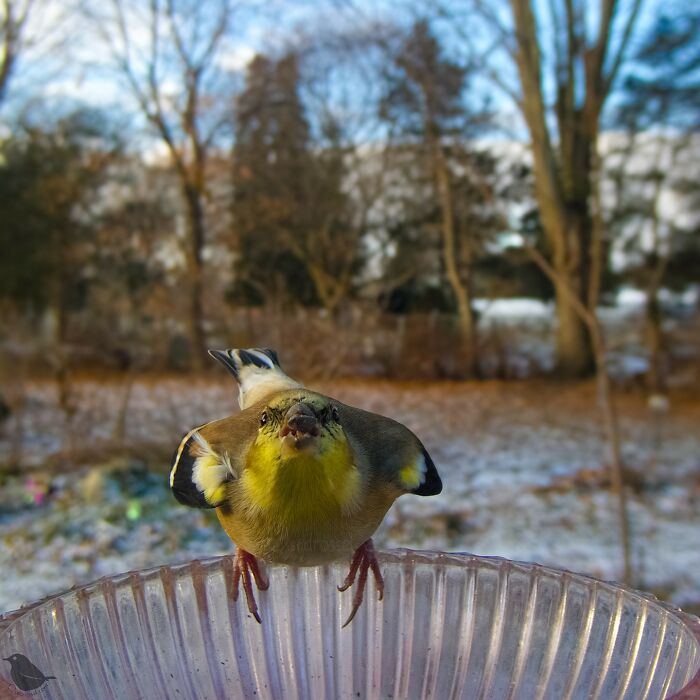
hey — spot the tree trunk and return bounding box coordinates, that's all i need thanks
[433,142,479,378]
[48,270,72,417]
[307,265,346,318]
[529,142,597,378]
[552,129,597,377]
[645,270,667,395]
[518,140,598,377]
[593,327,633,585]
[644,169,670,396]
[509,0,602,378]
[554,283,593,376]
[536,193,595,377]
[182,183,208,370]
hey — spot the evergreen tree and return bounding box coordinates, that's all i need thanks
[231,53,361,313]
[231,53,320,307]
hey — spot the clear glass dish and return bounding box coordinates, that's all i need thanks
[1,550,699,699]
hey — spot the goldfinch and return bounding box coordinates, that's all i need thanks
[170,348,442,625]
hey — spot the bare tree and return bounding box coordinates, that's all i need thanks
[295,22,403,313]
[0,0,34,105]
[232,50,369,316]
[605,131,693,395]
[297,38,390,316]
[89,0,238,368]
[276,113,363,316]
[1,0,77,115]
[526,245,632,584]
[380,21,488,376]
[443,0,643,376]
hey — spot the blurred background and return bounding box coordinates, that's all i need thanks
[0,0,698,617]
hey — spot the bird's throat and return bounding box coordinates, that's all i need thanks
[243,435,361,526]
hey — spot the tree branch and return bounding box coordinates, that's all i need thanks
[525,242,632,583]
[603,0,644,97]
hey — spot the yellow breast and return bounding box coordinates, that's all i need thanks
[241,432,362,529]
[215,430,400,565]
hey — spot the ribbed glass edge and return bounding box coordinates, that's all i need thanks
[2,548,699,698]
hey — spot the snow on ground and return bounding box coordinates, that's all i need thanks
[1,377,699,616]
[474,298,553,320]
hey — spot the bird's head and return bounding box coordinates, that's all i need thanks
[255,392,344,460]
[243,390,359,520]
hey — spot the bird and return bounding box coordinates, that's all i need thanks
[3,654,55,692]
[170,347,442,626]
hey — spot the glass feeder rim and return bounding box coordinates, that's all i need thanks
[1,548,699,698]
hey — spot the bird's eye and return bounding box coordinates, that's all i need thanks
[331,406,340,422]
[260,411,268,427]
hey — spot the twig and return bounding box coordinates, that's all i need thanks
[526,245,633,584]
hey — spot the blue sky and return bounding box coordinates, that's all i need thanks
[2,0,670,147]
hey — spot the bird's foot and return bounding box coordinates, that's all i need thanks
[232,549,269,623]
[338,539,384,627]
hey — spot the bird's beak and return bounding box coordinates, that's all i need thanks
[208,349,240,380]
[280,403,319,449]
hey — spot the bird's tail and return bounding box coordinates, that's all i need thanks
[208,348,302,409]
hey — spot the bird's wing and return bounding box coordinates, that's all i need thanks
[18,670,45,681]
[14,663,45,681]
[208,347,302,409]
[169,409,260,508]
[337,403,442,496]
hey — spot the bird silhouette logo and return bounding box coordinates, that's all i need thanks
[3,654,56,693]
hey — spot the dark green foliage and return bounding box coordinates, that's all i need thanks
[476,254,553,300]
[379,283,452,314]
[0,110,119,313]
[665,245,700,291]
[231,52,358,310]
[94,197,169,303]
[231,53,312,305]
[379,20,466,139]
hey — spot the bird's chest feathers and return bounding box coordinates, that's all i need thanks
[241,437,361,527]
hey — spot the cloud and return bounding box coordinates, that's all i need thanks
[216,44,256,72]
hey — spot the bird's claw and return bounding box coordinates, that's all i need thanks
[338,539,384,627]
[232,549,268,623]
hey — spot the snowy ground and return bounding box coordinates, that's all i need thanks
[1,377,699,616]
